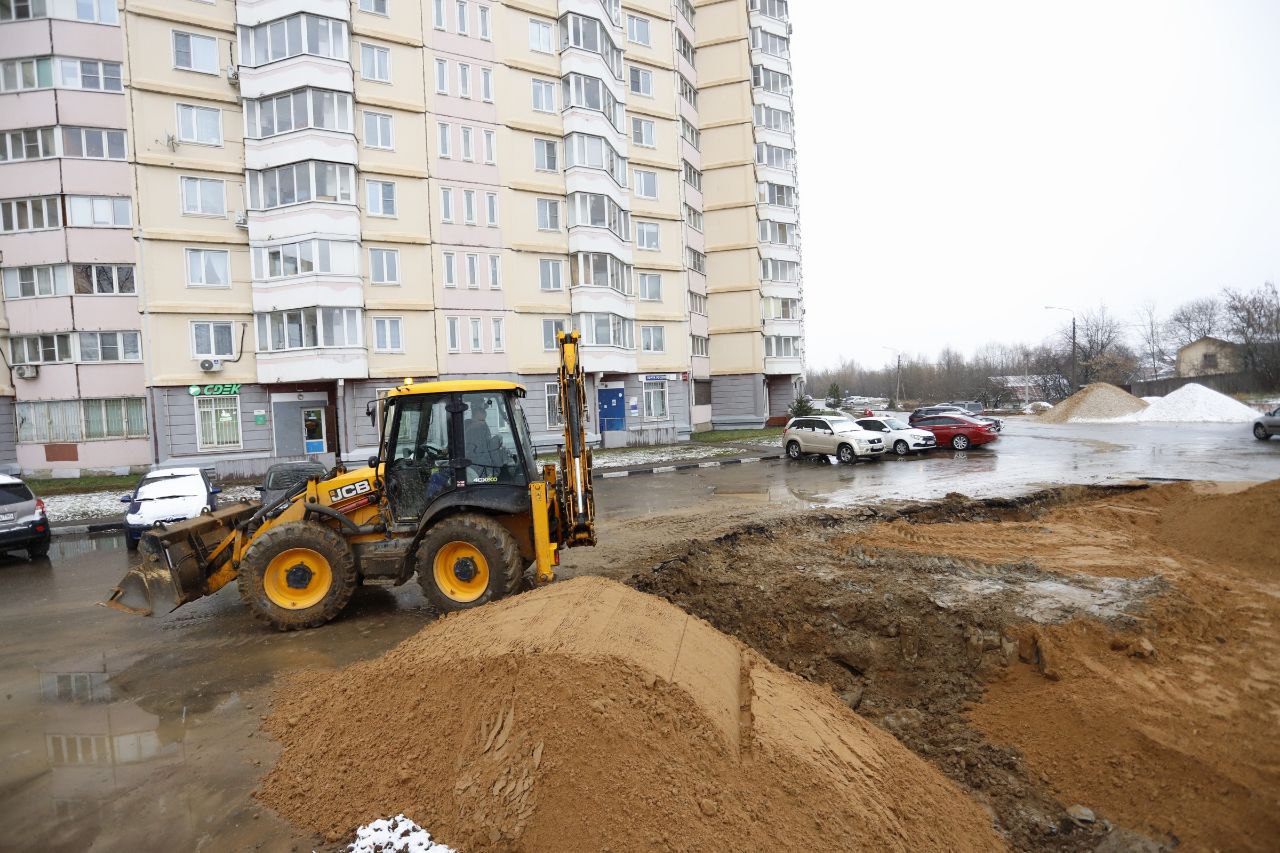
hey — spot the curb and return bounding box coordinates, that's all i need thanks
[52,521,124,538]
[597,453,783,478]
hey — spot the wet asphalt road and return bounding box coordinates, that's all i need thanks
[0,418,1276,851]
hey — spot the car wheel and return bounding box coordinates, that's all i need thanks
[952,434,970,450]
[28,542,49,560]
[1255,423,1270,440]
[786,440,803,460]
[837,443,855,464]
[893,440,909,456]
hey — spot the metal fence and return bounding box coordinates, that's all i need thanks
[1127,371,1272,398]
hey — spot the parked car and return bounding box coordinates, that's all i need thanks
[784,416,886,463]
[1255,406,1280,440]
[855,416,937,455]
[946,401,985,415]
[0,475,50,560]
[121,467,220,551]
[258,461,328,507]
[908,405,966,425]
[913,413,1000,450]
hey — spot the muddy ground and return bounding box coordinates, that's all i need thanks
[620,483,1279,852]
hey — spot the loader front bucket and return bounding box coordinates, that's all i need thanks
[101,502,257,616]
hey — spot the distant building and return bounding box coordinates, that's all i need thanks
[1176,336,1241,377]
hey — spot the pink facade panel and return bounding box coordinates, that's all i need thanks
[439,352,510,374]
[7,297,75,335]
[60,159,132,195]
[65,228,136,264]
[437,289,505,311]
[56,91,127,129]
[0,91,58,131]
[50,20,125,62]
[72,295,140,331]
[77,362,146,397]
[0,21,52,60]
[10,363,78,401]
[0,160,61,198]
[0,230,67,267]
[436,223,501,248]
[17,438,151,471]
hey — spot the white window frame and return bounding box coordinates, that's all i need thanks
[360,43,391,82]
[539,258,562,291]
[631,117,655,147]
[433,0,446,29]
[480,67,493,102]
[482,129,496,164]
[468,316,482,352]
[544,382,562,425]
[463,189,476,224]
[485,192,498,226]
[627,14,651,46]
[359,0,389,15]
[628,66,653,97]
[641,325,665,353]
[465,253,479,288]
[437,121,451,157]
[542,320,566,352]
[369,247,400,284]
[373,316,404,353]
[637,272,661,301]
[440,187,454,222]
[458,62,471,98]
[531,78,556,112]
[67,195,132,227]
[442,251,456,287]
[195,395,242,451]
[633,168,657,199]
[642,380,669,421]
[534,138,558,172]
[435,58,449,94]
[491,317,504,352]
[635,220,660,251]
[180,176,225,217]
[529,18,553,53]
[456,0,469,34]
[488,254,501,289]
[366,179,397,217]
[536,198,560,231]
[363,111,394,149]
[176,104,222,145]
[446,316,460,352]
[460,126,474,161]
[185,248,230,288]
[191,320,236,358]
[479,5,491,39]
[173,31,219,74]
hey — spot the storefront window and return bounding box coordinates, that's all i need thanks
[196,395,242,450]
[642,381,668,420]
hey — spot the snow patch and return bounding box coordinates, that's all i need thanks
[1126,384,1258,423]
[43,485,258,523]
[347,815,456,853]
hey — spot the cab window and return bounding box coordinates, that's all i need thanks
[461,392,525,486]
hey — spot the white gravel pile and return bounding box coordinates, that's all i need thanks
[348,815,455,853]
[1125,383,1259,423]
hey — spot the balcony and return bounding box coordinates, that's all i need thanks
[237,54,353,100]
[235,0,348,27]
[246,201,360,244]
[244,127,356,171]
[256,346,366,382]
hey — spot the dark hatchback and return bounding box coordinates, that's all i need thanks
[0,474,51,559]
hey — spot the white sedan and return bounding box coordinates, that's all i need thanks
[855,416,937,456]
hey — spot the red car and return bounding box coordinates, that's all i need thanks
[913,413,999,450]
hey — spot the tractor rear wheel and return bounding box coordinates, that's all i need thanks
[417,513,522,613]
[238,521,358,631]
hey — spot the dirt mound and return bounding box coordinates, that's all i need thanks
[1038,383,1147,423]
[257,577,999,852]
[1151,479,1280,578]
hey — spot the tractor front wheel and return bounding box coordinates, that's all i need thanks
[238,521,359,631]
[418,514,522,613]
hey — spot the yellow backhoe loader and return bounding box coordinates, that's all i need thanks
[102,331,595,630]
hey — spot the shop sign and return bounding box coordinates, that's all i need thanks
[189,384,241,396]
[253,409,267,425]
[643,374,678,382]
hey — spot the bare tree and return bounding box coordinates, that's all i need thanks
[1221,282,1280,386]
[1165,297,1222,349]
[1064,305,1137,386]
[1134,300,1170,379]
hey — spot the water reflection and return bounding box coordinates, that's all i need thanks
[49,532,127,561]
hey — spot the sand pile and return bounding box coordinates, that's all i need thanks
[1126,382,1259,423]
[258,577,999,852]
[1038,383,1147,423]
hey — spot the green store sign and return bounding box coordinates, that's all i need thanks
[189,384,242,396]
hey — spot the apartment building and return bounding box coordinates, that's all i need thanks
[0,0,146,476]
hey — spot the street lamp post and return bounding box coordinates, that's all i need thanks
[883,346,902,406]
[1045,306,1076,392]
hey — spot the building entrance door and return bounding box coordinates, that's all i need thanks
[597,386,626,447]
[303,407,327,454]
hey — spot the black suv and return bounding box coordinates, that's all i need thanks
[0,475,51,559]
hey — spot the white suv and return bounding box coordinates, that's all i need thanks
[784,415,885,463]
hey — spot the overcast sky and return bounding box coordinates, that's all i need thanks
[790,0,1280,370]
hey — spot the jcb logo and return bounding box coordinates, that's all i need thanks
[329,480,372,502]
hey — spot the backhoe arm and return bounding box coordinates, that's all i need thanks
[557,330,595,546]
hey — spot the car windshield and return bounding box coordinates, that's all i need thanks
[0,483,32,505]
[136,475,205,501]
[827,418,857,430]
[885,418,911,430]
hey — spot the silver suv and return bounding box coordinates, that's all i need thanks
[784,415,885,464]
[1255,406,1280,440]
[0,474,51,560]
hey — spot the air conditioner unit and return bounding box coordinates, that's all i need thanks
[233,211,248,227]
[14,364,38,380]
[199,359,224,372]
[226,65,240,85]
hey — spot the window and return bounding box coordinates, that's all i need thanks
[764,335,800,357]
[185,249,230,287]
[539,259,562,290]
[685,204,703,231]
[763,296,800,320]
[363,111,393,149]
[750,0,789,21]
[637,272,661,301]
[367,180,396,216]
[752,65,791,95]
[373,317,403,352]
[754,103,792,132]
[442,251,456,286]
[435,58,449,95]
[686,247,706,273]
[433,0,445,29]
[560,13,623,79]
[759,219,796,244]
[485,192,499,226]
[750,27,790,58]
[479,6,491,39]
[174,32,218,73]
[361,44,390,81]
[440,187,453,222]
[83,399,147,440]
[244,88,353,138]
[69,264,135,295]
[2,265,71,299]
[631,117,655,147]
[534,138,558,171]
[463,189,476,224]
[633,169,657,199]
[192,321,235,357]
[0,197,62,233]
[469,317,482,352]
[437,122,451,157]
[536,198,560,230]
[370,248,399,284]
[57,58,122,91]
[0,57,53,93]
[180,177,225,216]
[756,142,795,170]
[563,73,624,129]
[465,253,479,288]
[62,127,127,161]
[238,13,349,66]
[680,117,700,149]
[460,126,474,160]
[252,239,354,280]
[761,258,800,282]
[446,316,460,351]
[570,252,633,294]
[677,73,697,107]
[564,133,628,185]
[676,30,695,64]
[458,63,471,98]
[578,313,633,348]
[360,0,388,14]
[68,195,132,227]
[481,67,493,101]
[0,127,56,161]
[10,333,72,364]
[692,335,709,357]
[483,129,496,163]
[758,181,796,207]
[627,65,650,96]
[676,0,694,23]
[255,307,361,351]
[196,395,241,450]
[641,325,665,353]
[568,192,630,240]
[491,318,504,352]
[529,19,552,52]
[635,221,659,250]
[683,160,702,191]
[177,105,221,145]
[456,0,468,34]
[78,331,142,362]
[531,79,556,112]
[688,291,707,314]
[18,399,147,444]
[542,319,566,351]
[544,382,562,425]
[247,161,356,208]
[642,381,669,420]
[488,254,501,289]
[626,14,650,45]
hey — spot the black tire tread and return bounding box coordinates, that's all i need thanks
[237,521,358,631]
[417,513,521,612]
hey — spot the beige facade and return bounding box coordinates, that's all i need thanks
[1176,336,1242,378]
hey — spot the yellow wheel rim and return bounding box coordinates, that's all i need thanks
[433,540,490,603]
[263,548,333,610]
